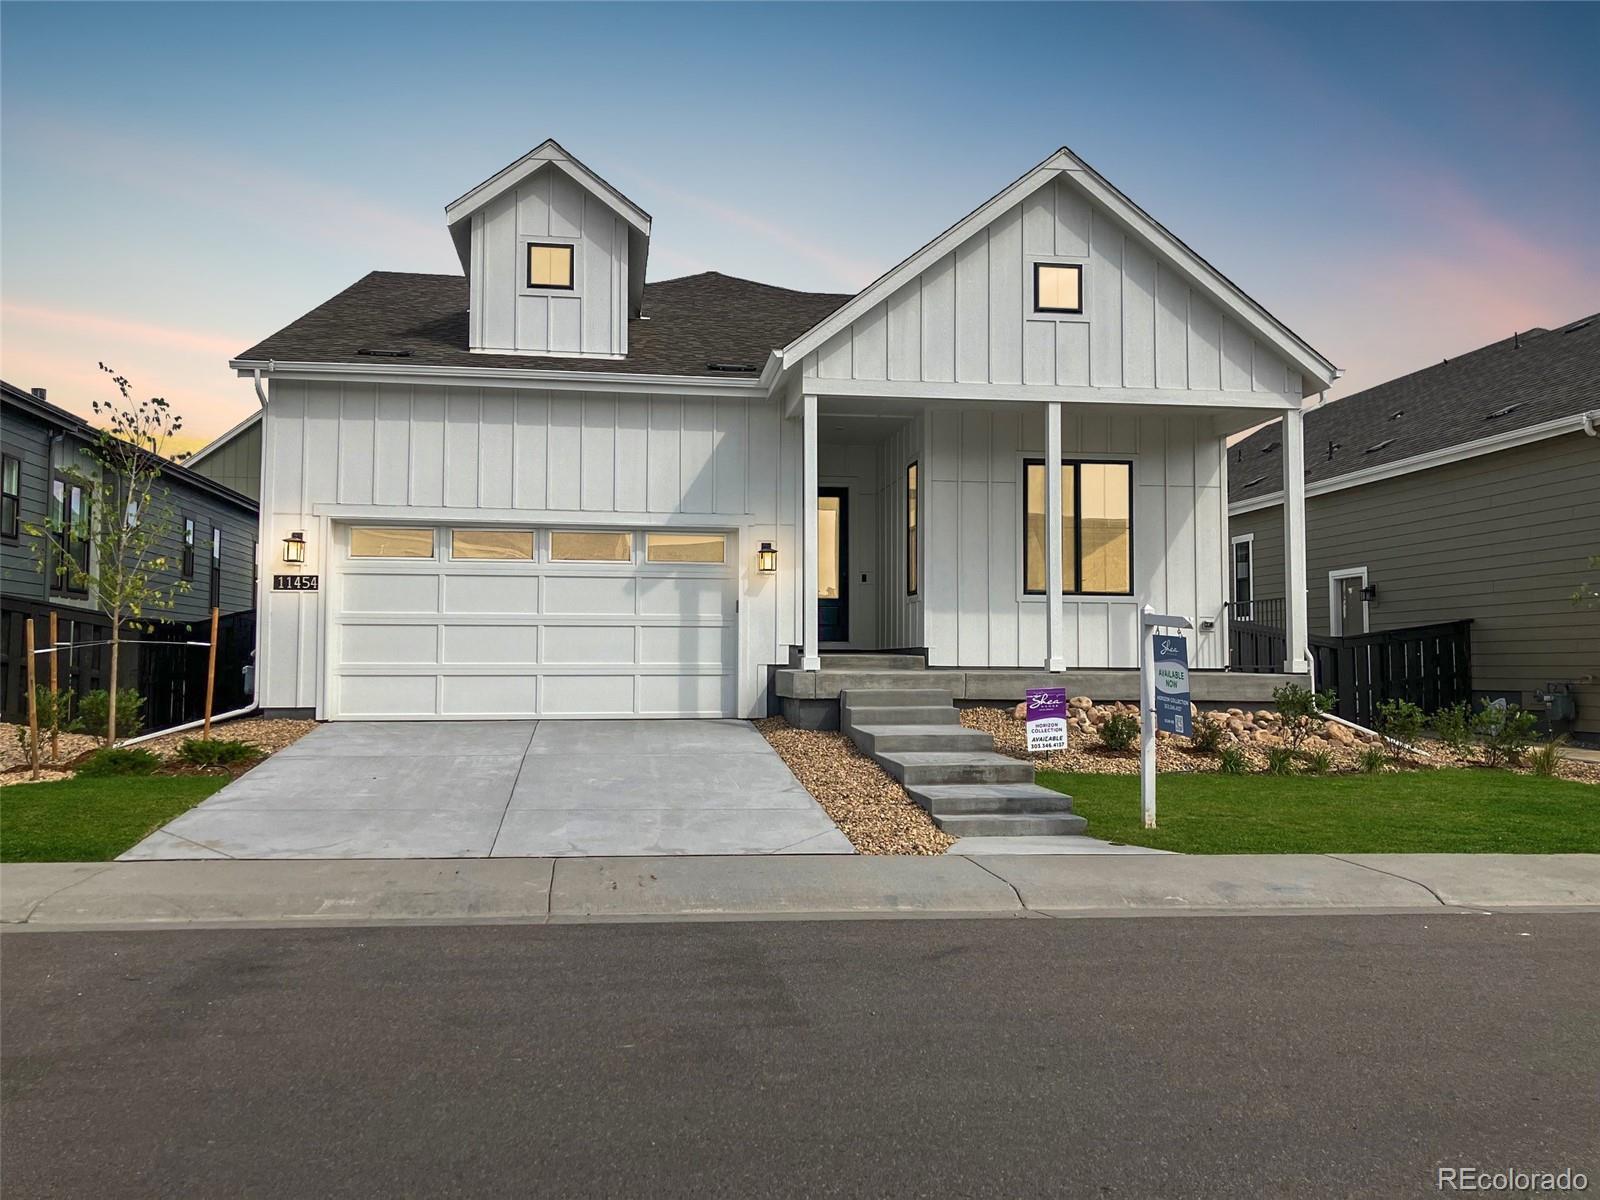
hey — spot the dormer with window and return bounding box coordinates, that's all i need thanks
[446,140,651,359]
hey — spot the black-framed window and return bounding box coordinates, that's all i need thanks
[181,516,196,578]
[1231,537,1253,618]
[1,455,19,540]
[209,527,222,610]
[50,477,90,594]
[252,539,259,598]
[1023,459,1133,596]
[906,461,918,596]
[1033,263,1083,314]
[526,242,575,290]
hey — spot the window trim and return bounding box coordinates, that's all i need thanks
[1032,262,1084,315]
[525,240,576,292]
[905,461,918,596]
[1328,566,1370,637]
[1,454,19,541]
[1021,457,1135,598]
[181,515,196,579]
[1230,533,1254,621]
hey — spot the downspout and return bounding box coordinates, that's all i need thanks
[252,364,271,407]
[121,703,259,748]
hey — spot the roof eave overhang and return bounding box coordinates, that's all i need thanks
[231,358,774,399]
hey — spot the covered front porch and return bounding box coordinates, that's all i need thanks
[777,390,1310,722]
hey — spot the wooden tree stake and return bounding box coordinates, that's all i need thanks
[48,611,59,763]
[203,606,220,738]
[24,618,40,780]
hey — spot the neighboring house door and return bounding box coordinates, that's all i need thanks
[818,488,848,643]
[1329,568,1369,636]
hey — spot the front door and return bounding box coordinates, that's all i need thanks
[1332,571,1368,636]
[818,488,848,642]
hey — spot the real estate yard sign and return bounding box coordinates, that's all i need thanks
[1025,686,1068,752]
[1153,635,1192,737]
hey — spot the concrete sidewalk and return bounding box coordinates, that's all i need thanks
[4,853,1598,928]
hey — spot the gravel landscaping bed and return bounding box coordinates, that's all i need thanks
[962,702,1600,784]
[2,716,319,785]
[754,718,954,856]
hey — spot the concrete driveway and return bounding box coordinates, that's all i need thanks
[121,721,854,860]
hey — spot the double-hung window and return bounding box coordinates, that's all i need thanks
[209,528,223,610]
[1231,535,1254,620]
[1022,460,1133,596]
[50,478,90,594]
[181,516,196,578]
[1,455,19,540]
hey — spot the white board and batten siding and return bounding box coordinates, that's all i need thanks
[806,176,1304,398]
[468,165,630,357]
[259,379,803,719]
[918,405,1228,670]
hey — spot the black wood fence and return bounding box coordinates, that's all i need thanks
[1227,598,1287,674]
[1309,620,1473,725]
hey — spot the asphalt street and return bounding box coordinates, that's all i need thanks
[3,912,1597,1198]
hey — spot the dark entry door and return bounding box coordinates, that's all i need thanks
[818,488,848,643]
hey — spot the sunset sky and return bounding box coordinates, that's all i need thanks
[2,2,1596,448]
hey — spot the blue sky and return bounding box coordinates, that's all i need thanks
[3,1,1596,443]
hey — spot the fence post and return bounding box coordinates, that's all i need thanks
[47,611,59,763]
[25,618,40,780]
[203,607,220,738]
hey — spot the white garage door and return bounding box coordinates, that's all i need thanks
[330,524,735,719]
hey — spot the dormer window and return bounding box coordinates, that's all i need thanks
[527,242,574,290]
[1033,263,1083,314]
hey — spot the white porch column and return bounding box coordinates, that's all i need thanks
[801,392,821,672]
[1045,401,1065,672]
[1282,404,1309,674]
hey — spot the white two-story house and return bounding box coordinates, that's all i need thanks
[236,140,1335,723]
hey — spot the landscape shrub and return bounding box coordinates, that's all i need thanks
[176,738,263,768]
[1189,714,1225,753]
[1302,748,1333,775]
[1375,699,1426,760]
[1430,703,1474,755]
[1359,746,1386,774]
[1217,747,1247,775]
[1527,737,1566,778]
[76,689,145,742]
[1471,704,1539,768]
[1271,683,1337,754]
[1099,711,1139,752]
[1265,746,1296,776]
[75,747,161,777]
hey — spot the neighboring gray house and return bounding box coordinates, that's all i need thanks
[0,381,259,722]
[1228,314,1600,739]
[185,409,262,501]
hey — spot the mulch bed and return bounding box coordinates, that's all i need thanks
[754,718,955,856]
[1,717,318,787]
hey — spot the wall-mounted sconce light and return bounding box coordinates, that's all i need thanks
[757,541,778,574]
[1361,582,1378,601]
[283,531,307,564]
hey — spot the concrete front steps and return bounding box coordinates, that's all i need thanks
[840,688,1087,839]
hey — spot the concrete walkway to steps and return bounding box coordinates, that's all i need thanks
[6,854,1597,928]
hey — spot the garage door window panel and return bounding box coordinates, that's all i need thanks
[351,527,435,558]
[645,532,726,564]
[451,529,535,560]
[550,530,633,562]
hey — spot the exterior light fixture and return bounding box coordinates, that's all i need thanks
[283,531,307,564]
[1360,582,1378,601]
[757,541,778,574]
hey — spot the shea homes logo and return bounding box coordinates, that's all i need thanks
[1024,686,1067,752]
[1438,1166,1588,1192]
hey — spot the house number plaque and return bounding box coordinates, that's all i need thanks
[273,574,320,591]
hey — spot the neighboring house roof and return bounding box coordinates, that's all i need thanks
[1228,313,1600,508]
[0,380,258,513]
[186,409,261,469]
[233,270,853,379]
[780,145,1340,393]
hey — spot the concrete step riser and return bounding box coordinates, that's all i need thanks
[933,813,1089,837]
[820,655,927,670]
[851,728,994,755]
[907,788,1075,817]
[839,688,955,709]
[841,706,961,729]
[876,758,1034,787]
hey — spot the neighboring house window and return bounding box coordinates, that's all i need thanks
[1231,535,1253,619]
[252,539,259,597]
[181,516,196,578]
[1033,263,1083,314]
[50,478,89,594]
[1,455,19,540]
[1023,460,1133,596]
[527,243,574,290]
[906,462,918,596]
[209,527,222,610]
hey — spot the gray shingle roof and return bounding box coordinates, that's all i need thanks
[234,271,853,379]
[1229,313,1600,504]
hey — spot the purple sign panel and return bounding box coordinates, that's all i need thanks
[1025,686,1068,752]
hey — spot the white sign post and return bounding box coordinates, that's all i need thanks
[1139,605,1194,829]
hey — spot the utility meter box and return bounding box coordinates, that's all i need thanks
[1534,683,1577,724]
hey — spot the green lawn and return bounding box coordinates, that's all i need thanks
[0,775,229,863]
[1041,768,1600,855]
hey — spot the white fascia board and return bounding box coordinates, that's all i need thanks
[778,151,1069,367]
[231,359,769,400]
[445,139,651,235]
[803,377,1300,410]
[1227,411,1592,516]
[186,408,262,467]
